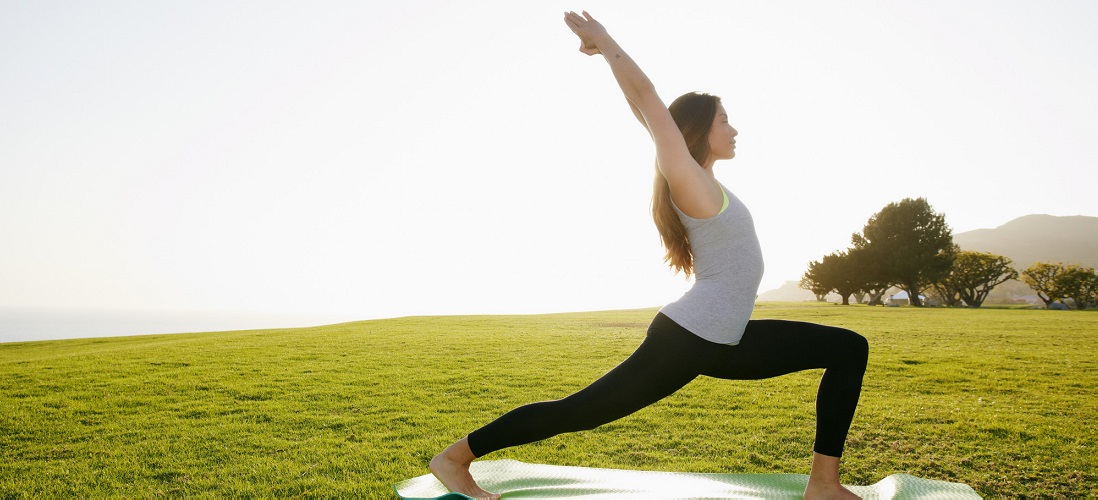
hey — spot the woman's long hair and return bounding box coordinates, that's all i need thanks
[652,92,721,277]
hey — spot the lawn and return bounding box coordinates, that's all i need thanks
[1,303,1094,498]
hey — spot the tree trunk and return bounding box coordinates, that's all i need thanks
[958,290,977,307]
[906,285,924,307]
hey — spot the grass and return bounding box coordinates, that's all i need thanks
[1,303,1095,498]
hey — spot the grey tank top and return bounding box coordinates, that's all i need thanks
[659,183,764,345]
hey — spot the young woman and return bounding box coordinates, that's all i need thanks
[429,11,869,500]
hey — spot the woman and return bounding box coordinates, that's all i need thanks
[429,11,868,500]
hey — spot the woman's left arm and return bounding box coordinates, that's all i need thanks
[564,11,722,218]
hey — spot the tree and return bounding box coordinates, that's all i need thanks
[926,288,957,307]
[825,251,864,305]
[862,285,892,306]
[934,250,1019,308]
[928,244,964,307]
[853,198,954,307]
[929,277,964,308]
[1022,262,1065,308]
[844,235,892,306]
[800,250,866,305]
[1055,265,1098,310]
[799,273,829,302]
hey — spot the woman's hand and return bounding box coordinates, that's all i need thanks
[564,10,608,56]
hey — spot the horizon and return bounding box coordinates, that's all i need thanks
[3,1,1096,336]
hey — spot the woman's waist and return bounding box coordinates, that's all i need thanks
[692,261,765,283]
[683,273,763,297]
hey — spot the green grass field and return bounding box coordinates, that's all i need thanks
[2,303,1095,498]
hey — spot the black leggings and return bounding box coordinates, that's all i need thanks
[467,313,868,458]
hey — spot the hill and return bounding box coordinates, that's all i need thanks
[953,214,1098,270]
[758,280,840,302]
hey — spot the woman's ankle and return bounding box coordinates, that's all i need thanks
[437,437,477,465]
[808,452,842,482]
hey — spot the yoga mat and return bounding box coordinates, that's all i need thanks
[394,459,981,499]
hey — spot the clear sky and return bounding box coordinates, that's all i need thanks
[2,0,1096,323]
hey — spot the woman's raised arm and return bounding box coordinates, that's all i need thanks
[564,11,723,218]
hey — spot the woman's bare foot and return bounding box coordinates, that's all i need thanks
[804,480,860,500]
[429,437,500,500]
[804,452,860,499]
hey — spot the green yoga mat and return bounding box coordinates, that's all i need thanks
[394,460,981,499]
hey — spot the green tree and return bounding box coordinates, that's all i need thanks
[843,235,893,306]
[934,250,1019,308]
[929,277,964,307]
[1021,262,1065,308]
[1055,265,1098,310]
[800,250,865,305]
[826,251,863,305]
[802,255,840,303]
[927,244,964,307]
[853,198,954,306]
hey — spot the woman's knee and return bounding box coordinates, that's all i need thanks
[843,330,869,369]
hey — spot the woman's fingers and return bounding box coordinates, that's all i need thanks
[564,10,602,55]
[565,10,603,34]
[565,11,587,28]
[563,13,578,31]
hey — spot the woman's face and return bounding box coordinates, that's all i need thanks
[707,103,738,162]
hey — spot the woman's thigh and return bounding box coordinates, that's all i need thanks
[561,313,710,420]
[700,319,865,380]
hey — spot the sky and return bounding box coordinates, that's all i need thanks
[2,0,1096,327]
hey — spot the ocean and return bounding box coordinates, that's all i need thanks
[0,307,364,344]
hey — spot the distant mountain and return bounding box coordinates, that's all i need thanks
[757,280,851,302]
[758,280,820,302]
[953,214,1098,270]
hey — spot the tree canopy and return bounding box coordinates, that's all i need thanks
[851,198,954,306]
[933,250,1018,308]
[802,250,866,305]
[1057,265,1098,310]
[1021,262,1065,307]
[1021,262,1098,309]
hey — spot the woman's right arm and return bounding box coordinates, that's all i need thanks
[564,11,722,218]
